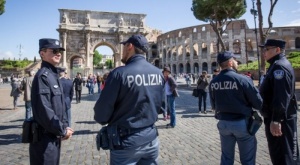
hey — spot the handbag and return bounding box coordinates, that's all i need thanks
[192,88,199,97]
[247,111,263,135]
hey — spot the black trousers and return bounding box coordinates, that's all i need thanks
[29,133,61,165]
[198,90,207,111]
[75,90,81,102]
[264,117,300,165]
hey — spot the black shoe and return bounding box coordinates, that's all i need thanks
[166,124,175,128]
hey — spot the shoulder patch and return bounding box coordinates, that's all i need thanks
[42,71,49,77]
[273,70,284,80]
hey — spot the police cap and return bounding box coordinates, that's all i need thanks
[120,34,149,53]
[259,39,286,49]
[217,51,235,64]
[39,38,65,51]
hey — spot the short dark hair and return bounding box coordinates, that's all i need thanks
[134,47,146,55]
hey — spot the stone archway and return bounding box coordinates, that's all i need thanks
[57,9,155,76]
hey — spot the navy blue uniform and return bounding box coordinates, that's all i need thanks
[259,53,299,165]
[94,55,164,149]
[60,78,74,110]
[209,68,262,164]
[60,77,74,127]
[30,61,68,165]
[210,69,262,120]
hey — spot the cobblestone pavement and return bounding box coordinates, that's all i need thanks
[0,79,299,165]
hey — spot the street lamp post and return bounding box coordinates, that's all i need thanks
[250,0,261,82]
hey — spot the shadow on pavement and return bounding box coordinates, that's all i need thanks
[181,114,215,118]
[0,134,21,145]
[0,108,14,110]
[73,130,98,136]
[9,119,24,123]
[0,125,22,130]
[75,121,97,124]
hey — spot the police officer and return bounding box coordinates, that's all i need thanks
[209,51,263,165]
[94,34,164,165]
[30,38,74,165]
[59,68,74,127]
[259,39,299,165]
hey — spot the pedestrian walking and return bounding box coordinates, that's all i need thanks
[10,78,22,110]
[19,70,35,120]
[162,66,179,127]
[94,34,164,165]
[73,72,82,103]
[259,39,299,165]
[209,51,263,165]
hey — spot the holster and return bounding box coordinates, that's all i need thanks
[247,111,263,136]
[96,125,122,151]
[21,120,41,143]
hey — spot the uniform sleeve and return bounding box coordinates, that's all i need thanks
[209,82,215,110]
[271,65,292,122]
[243,79,263,110]
[94,71,121,125]
[32,75,66,136]
[70,81,74,101]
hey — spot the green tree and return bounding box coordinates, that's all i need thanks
[0,0,6,15]
[105,59,113,69]
[93,50,103,66]
[191,0,247,52]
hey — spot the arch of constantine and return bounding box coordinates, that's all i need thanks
[57,9,160,76]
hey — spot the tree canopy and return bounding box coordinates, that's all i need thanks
[191,0,247,51]
[105,59,113,69]
[93,50,102,66]
[0,0,6,15]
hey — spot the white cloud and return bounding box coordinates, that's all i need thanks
[284,19,300,26]
[0,50,15,60]
[291,9,300,13]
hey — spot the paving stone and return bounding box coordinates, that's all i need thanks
[0,79,299,164]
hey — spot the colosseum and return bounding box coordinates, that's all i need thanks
[148,19,300,74]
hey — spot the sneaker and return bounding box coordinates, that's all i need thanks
[204,111,207,114]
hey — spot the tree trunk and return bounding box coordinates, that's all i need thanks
[257,0,265,72]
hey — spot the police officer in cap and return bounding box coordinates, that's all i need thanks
[209,51,262,165]
[30,38,74,165]
[259,39,299,165]
[94,34,164,164]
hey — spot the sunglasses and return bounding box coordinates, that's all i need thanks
[43,49,63,54]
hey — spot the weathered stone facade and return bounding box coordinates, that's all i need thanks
[156,20,300,74]
[56,9,300,76]
[57,9,161,76]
